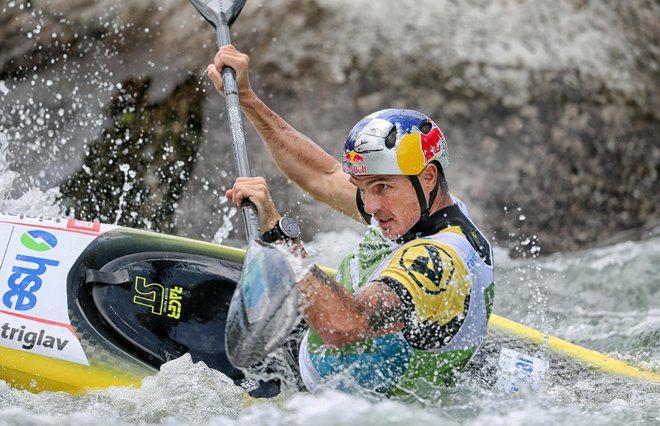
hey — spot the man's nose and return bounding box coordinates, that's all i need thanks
[362,192,381,215]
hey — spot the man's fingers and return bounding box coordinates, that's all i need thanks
[226,187,248,207]
[227,177,282,232]
[225,188,237,205]
[228,178,270,208]
[210,45,250,95]
[207,64,224,92]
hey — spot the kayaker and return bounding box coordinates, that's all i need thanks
[208,45,494,395]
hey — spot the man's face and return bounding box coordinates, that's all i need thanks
[350,174,420,240]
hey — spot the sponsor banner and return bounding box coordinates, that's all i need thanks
[0,216,114,365]
[0,310,89,365]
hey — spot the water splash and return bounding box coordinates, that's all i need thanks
[0,132,61,217]
[212,196,238,244]
[0,355,243,426]
[114,163,135,225]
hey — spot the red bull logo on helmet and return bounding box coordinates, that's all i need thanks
[344,164,368,174]
[343,150,368,174]
[345,150,366,165]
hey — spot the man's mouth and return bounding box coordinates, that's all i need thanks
[376,217,394,227]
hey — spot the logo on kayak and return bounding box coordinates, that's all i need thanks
[167,286,183,319]
[133,276,183,320]
[0,323,69,351]
[66,218,101,233]
[20,230,58,251]
[2,229,60,311]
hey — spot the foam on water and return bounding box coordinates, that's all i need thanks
[306,228,365,268]
[0,355,243,426]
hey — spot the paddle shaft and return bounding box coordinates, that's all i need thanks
[216,21,260,241]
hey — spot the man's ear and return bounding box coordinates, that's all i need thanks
[420,162,439,190]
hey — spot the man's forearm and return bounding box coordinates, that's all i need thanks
[240,91,339,191]
[298,266,405,348]
[298,266,369,347]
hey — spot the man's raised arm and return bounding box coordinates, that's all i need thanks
[208,45,361,221]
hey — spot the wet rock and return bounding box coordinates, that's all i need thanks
[59,76,203,231]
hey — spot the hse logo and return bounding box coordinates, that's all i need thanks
[2,229,60,311]
[20,230,58,251]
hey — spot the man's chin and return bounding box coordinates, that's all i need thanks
[382,228,403,240]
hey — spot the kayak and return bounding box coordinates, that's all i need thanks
[0,213,279,397]
[1,213,657,397]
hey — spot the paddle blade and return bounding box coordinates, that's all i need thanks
[225,240,299,368]
[189,0,248,29]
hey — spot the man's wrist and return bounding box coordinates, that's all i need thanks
[239,88,259,110]
[261,216,301,243]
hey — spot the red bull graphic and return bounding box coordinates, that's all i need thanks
[343,150,368,174]
[344,164,368,174]
[344,150,366,165]
[396,126,446,175]
[421,127,443,162]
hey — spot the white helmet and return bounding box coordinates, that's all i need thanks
[342,109,448,176]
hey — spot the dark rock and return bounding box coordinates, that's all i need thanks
[59,76,203,231]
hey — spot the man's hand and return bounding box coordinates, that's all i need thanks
[207,44,252,97]
[226,176,281,233]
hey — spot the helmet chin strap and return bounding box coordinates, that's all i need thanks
[397,172,440,243]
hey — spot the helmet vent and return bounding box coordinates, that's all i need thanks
[420,122,432,134]
[385,127,397,149]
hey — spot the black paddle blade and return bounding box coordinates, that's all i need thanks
[189,0,248,29]
[225,240,300,368]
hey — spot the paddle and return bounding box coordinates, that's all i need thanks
[188,0,258,241]
[189,0,302,370]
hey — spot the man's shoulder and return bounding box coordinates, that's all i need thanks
[395,228,467,257]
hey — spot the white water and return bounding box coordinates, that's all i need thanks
[0,150,658,424]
